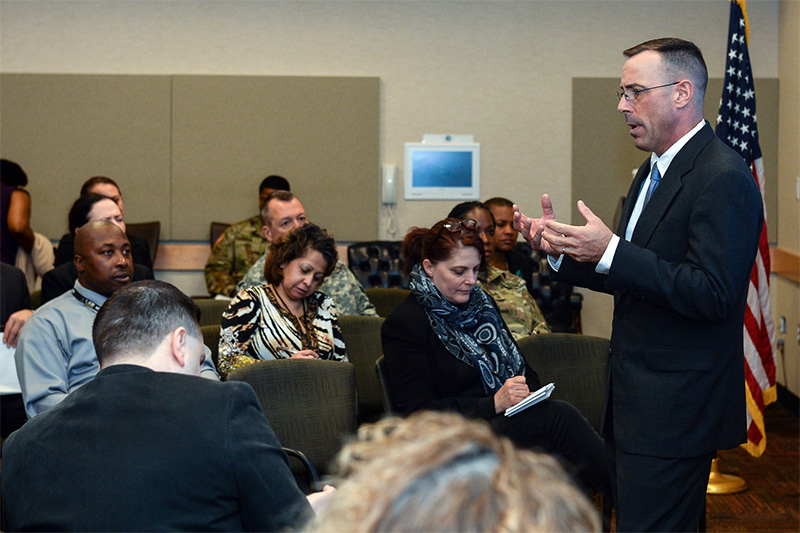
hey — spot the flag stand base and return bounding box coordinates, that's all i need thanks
[707,457,747,494]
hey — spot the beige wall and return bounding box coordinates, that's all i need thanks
[1,0,789,344]
[0,0,780,237]
[774,0,800,394]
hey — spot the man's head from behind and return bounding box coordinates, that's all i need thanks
[93,280,205,376]
[260,190,307,243]
[74,221,133,297]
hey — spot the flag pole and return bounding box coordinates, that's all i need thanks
[707,0,777,495]
[707,454,747,494]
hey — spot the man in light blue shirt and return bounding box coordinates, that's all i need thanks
[15,221,219,418]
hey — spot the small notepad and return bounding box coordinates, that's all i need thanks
[504,382,555,417]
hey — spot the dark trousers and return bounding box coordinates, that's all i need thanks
[606,425,713,532]
[490,398,611,500]
[0,394,26,440]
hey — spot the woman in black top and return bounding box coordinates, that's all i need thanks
[381,217,609,498]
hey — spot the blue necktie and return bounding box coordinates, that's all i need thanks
[644,164,662,206]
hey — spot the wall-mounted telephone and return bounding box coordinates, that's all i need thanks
[382,164,397,204]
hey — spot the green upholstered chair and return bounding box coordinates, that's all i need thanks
[337,315,386,423]
[126,221,161,264]
[30,290,42,310]
[200,324,221,375]
[193,297,231,327]
[374,355,397,417]
[227,359,358,479]
[516,333,609,434]
[364,287,410,318]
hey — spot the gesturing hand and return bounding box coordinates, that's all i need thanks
[512,194,559,257]
[542,200,614,263]
[494,376,530,414]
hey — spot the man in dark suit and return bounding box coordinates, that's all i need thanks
[514,38,762,531]
[2,280,333,531]
[0,263,31,438]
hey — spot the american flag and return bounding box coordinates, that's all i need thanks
[715,0,776,458]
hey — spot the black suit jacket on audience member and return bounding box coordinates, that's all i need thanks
[0,263,31,438]
[0,364,312,532]
[54,232,153,273]
[1,262,30,325]
[555,123,762,458]
[41,262,153,304]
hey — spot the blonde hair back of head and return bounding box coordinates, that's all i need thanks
[311,411,600,533]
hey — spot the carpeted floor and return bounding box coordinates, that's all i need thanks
[705,402,799,532]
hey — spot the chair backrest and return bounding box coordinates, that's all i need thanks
[227,359,358,476]
[337,315,385,422]
[30,289,42,310]
[126,221,161,263]
[210,221,231,247]
[193,297,231,326]
[347,241,409,289]
[374,355,397,416]
[364,287,410,318]
[199,324,221,374]
[516,333,609,433]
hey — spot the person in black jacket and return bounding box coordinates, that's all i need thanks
[1,262,31,437]
[2,280,333,531]
[380,218,609,499]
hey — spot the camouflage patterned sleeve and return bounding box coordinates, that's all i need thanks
[205,230,238,297]
[526,294,552,335]
[339,264,377,316]
[238,253,268,292]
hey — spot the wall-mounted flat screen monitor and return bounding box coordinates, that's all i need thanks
[404,142,480,200]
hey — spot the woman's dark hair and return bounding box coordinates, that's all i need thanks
[68,193,114,235]
[402,217,485,275]
[0,159,28,187]
[447,201,495,225]
[264,223,338,285]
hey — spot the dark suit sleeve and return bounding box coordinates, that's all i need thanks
[606,165,761,323]
[227,382,312,531]
[41,265,73,304]
[381,299,497,419]
[53,234,74,267]
[1,264,31,324]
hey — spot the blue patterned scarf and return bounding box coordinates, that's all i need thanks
[409,263,525,394]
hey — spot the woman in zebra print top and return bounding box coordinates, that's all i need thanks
[218,224,348,377]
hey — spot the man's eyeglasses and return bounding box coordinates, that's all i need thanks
[616,82,679,102]
[431,218,478,247]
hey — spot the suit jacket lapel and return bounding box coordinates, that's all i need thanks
[618,161,650,235]
[628,122,715,247]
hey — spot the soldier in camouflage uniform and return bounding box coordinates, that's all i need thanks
[479,264,550,339]
[203,176,290,297]
[238,190,377,317]
[204,216,269,297]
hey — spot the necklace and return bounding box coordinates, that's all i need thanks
[268,284,319,353]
